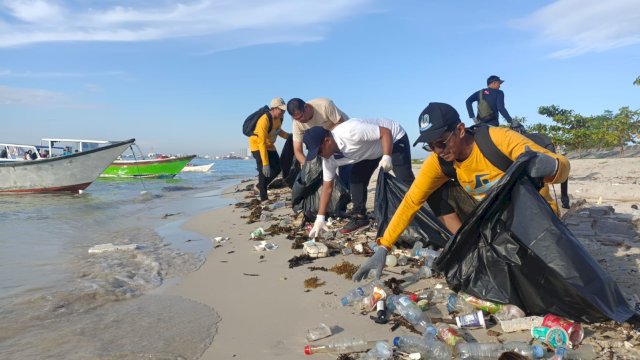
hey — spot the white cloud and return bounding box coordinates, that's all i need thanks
[515,0,640,58]
[0,0,375,48]
[0,69,124,78]
[0,84,95,108]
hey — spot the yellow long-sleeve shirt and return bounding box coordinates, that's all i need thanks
[248,113,288,165]
[379,127,570,249]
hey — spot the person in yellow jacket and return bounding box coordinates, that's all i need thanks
[352,102,570,282]
[249,97,290,201]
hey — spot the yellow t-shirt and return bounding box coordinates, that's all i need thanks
[379,127,570,249]
[248,113,285,166]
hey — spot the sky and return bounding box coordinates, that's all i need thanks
[1,0,639,157]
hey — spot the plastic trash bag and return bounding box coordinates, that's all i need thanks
[433,152,635,323]
[374,171,451,249]
[279,137,300,188]
[291,158,351,221]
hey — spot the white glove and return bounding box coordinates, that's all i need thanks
[309,215,329,238]
[378,155,393,173]
[262,165,271,178]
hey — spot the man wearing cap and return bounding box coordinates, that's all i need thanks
[466,75,523,132]
[303,118,415,236]
[248,97,290,201]
[352,102,570,282]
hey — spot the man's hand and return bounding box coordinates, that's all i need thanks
[352,246,388,282]
[262,165,271,178]
[510,119,525,134]
[472,116,480,124]
[309,215,329,238]
[525,146,558,178]
[378,155,393,173]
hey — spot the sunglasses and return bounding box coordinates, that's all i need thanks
[422,131,455,152]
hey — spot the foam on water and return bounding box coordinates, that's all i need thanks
[0,159,255,359]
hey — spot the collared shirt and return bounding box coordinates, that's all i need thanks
[291,98,349,142]
[321,118,406,181]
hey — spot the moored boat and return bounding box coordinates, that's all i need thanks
[180,162,214,173]
[0,139,135,193]
[101,155,196,178]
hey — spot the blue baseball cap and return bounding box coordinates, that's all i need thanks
[303,126,331,161]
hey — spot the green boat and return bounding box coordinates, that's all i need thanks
[101,155,196,178]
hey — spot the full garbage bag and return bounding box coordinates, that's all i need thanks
[291,157,350,221]
[279,137,300,188]
[433,152,635,323]
[374,171,451,249]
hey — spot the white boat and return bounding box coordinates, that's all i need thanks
[181,162,214,173]
[0,139,135,193]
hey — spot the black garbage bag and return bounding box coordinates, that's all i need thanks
[374,171,451,249]
[279,137,300,188]
[433,152,635,323]
[291,158,351,221]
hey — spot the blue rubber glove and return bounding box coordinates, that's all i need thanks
[352,246,388,282]
[525,145,558,178]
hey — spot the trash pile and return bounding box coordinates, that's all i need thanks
[233,173,640,359]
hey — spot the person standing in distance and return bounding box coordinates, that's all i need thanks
[466,75,524,132]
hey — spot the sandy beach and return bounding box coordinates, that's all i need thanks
[169,155,640,360]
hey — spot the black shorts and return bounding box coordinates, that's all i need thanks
[427,180,478,222]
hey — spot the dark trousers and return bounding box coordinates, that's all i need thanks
[251,150,281,201]
[427,180,478,221]
[480,117,499,126]
[351,135,415,216]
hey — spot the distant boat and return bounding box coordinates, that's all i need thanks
[0,139,135,193]
[101,155,196,178]
[181,162,214,173]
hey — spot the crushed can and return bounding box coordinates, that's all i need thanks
[542,314,584,346]
[531,326,569,349]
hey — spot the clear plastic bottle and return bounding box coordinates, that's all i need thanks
[455,341,545,359]
[414,288,454,305]
[435,323,465,347]
[551,346,567,360]
[410,242,442,266]
[400,265,433,287]
[341,279,383,306]
[494,304,525,320]
[551,345,596,360]
[447,293,474,314]
[304,338,379,355]
[386,295,436,336]
[360,341,393,359]
[392,334,452,360]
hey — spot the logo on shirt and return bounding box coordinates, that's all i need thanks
[474,174,490,188]
[419,114,432,131]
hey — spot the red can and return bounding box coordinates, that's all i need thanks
[542,314,584,346]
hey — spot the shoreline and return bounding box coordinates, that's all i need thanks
[168,157,640,359]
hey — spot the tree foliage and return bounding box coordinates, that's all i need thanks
[635,76,640,86]
[533,105,640,155]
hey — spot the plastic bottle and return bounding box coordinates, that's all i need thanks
[410,242,442,265]
[435,323,465,347]
[554,344,596,360]
[400,265,433,287]
[494,304,525,320]
[304,338,379,355]
[447,293,474,314]
[360,341,393,359]
[386,295,436,336]
[455,341,545,359]
[551,346,567,360]
[341,279,383,306]
[392,334,452,360]
[305,323,332,342]
[414,288,454,305]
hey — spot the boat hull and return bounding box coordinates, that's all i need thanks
[101,155,196,178]
[0,139,135,193]
[181,163,214,173]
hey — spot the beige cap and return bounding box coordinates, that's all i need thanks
[270,97,286,111]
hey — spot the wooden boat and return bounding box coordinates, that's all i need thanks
[0,139,135,193]
[101,155,196,178]
[180,162,214,173]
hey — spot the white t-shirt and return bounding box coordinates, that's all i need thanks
[322,118,406,181]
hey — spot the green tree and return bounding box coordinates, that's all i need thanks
[634,76,640,86]
[538,105,597,153]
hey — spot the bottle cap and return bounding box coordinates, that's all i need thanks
[532,345,544,358]
[409,293,418,302]
[340,297,349,306]
[303,345,312,355]
[392,336,401,347]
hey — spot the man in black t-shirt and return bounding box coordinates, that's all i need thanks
[466,75,523,132]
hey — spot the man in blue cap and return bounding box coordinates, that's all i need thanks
[303,118,415,236]
[466,75,524,132]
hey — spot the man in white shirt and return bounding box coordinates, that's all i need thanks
[303,118,415,235]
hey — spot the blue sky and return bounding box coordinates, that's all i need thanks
[1,0,638,157]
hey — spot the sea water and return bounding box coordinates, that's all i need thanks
[0,159,256,360]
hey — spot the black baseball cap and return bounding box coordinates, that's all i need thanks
[303,126,331,161]
[487,75,504,85]
[412,102,461,146]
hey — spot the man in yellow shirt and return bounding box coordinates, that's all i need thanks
[249,97,290,201]
[353,102,570,281]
